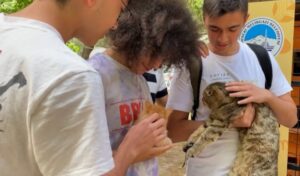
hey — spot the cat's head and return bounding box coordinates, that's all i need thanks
[202,82,239,110]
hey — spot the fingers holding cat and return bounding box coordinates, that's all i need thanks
[136,144,172,163]
[121,113,172,163]
[225,81,273,104]
[225,81,262,128]
[229,103,255,128]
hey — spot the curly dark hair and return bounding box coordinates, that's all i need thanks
[108,0,200,68]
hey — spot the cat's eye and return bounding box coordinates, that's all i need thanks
[206,90,213,96]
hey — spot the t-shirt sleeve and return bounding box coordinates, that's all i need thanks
[268,52,292,96]
[156,69,168,98]
[166,67,193,112]
[31,71,114,176]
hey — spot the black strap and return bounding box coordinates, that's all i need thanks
[247,43,273,89]
[187,56,202,120]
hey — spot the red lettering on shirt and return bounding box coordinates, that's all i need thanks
[131,102,141,121]
[120,104,132,125]
[119,101,142,125]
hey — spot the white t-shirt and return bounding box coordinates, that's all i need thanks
[167,41,292,176]
[88,53,158,176]
[0,14,114,176]
[89,47,106,58]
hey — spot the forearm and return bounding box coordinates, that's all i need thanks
[167,111,203,142]
[266,92,297,128]
[104,142,134,176]
[105,114,170,176]
[225,82,298,128]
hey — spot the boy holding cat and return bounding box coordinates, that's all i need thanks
[166,0,297,175]
[88,0,200,175]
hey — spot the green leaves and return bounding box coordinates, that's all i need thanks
[187,0,204,33]
[0,0,83,55]
[66,41,82,54]
[188,0,203,19]
[0,0,32,14]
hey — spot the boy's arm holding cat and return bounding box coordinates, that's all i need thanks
[226,81,297,128]
[167,74,255,142]
[168,110,204,142]
[105,114,171,176]
[167,106,254,143]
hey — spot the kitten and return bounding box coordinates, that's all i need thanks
[137,101,172,147]
[183,82,279,176]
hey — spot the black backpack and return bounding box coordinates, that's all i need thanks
[187,43,273,120]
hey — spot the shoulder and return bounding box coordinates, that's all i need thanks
[88,53,119,79]
[37,44,96,75]
[29,46,99,96]
[89,47,106,58]
[239,42,257,54]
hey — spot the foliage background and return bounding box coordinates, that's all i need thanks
[0,0,206,56]
[0,0,82,53]
[0,0,32,13]
[187,0,204,33]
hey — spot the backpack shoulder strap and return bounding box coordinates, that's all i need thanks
[247,43,273,89]
[187,56,202,120]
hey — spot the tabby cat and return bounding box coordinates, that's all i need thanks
[183,82,279,176]
[137,101,172,147]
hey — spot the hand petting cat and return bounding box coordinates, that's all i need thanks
[225,81,269,128]
[225,81,273,104]
[225,81,297,128]
[130,101,173,163]
[121,114,172,164]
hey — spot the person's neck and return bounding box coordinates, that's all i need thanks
[11,0,76,42]
[208,42,240,56]
[106,48,130,68]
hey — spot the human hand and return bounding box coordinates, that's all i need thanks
[230,103,255,128]
[120,113,172,163]
[225,81,273,104]
[198,41,209,58]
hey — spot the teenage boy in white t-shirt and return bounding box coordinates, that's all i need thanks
[166,0,297,175]
[0,0,168,176]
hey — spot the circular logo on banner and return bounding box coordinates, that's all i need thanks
[240,17,284,56]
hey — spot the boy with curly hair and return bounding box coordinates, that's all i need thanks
[88,0,200,175]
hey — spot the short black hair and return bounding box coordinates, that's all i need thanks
[203,0,248,18]
[108,0,200,68]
